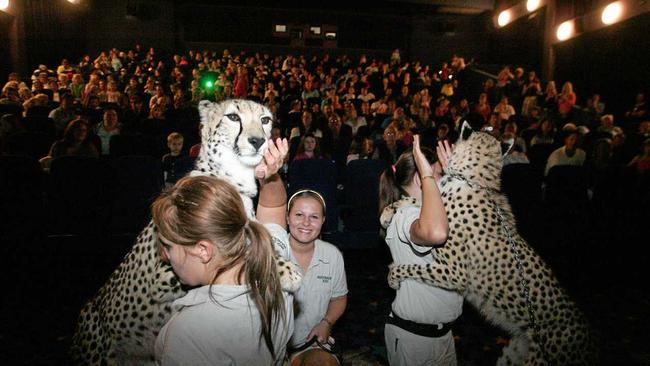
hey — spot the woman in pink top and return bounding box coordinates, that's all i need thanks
[293,134,323,161]
[558,82,576,116]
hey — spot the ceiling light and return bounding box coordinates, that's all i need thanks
[602,2,623,25]
[498,10,512,27]
[556,20,575,41]
[527,0,541,12]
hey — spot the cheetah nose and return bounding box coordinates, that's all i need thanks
[248,136,265,151]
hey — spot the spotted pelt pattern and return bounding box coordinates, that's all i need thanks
[387,123,596,365]
[70,99,301,366]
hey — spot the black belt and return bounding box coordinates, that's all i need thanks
[386,312,453,338]
[287,336,336,355]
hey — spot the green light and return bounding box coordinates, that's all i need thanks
[205,81,213,88]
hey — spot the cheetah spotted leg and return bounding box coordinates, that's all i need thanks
[387,257,467,292]
[496,333,530,366]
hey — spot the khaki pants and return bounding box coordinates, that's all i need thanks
[384,323,457,366]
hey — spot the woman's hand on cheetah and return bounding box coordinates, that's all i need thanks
[255,137,288,180]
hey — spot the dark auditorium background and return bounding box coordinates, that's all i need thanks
[1,0,649,365]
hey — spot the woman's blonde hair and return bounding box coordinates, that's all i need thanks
[151,176,285,359]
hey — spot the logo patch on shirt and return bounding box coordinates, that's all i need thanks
[272,237,286,251]
[317,275,331,283]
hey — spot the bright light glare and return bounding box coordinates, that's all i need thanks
[556,20,575,41]
[205,81,213,88]
[67,0,80,3]
[602,2,623,25]
[0,0,9,11]
[527,0,541,12]
[497,10,512,27]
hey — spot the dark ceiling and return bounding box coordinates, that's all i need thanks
[172,0,495,16]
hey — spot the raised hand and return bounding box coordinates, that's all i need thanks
[436,139,454,170]
[255,138,289,180]
[412,134,434,178]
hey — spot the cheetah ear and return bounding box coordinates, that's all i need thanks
[460,120,473,140]
[501,138,515,157]
[198,100,219,128]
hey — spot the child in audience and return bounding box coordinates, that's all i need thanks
[162,132,185,186]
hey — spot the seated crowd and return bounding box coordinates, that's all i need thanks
[1,45,648,198]
[1,45,648,366]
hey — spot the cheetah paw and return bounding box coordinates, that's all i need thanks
[387,262,401,290]
[276,258,302,293]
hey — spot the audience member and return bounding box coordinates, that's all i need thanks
[49,94,77,134]
[494,96,516,122]
[545,129,586,175]
[346,136,377,164]
[530,119,556,146]
[627,138,650,174]
[625,93,648,123]
[376,125,406,165]
[162,132,185,186]
[293,134,323,161]
[40,118,99,169]
[94,107,121,155]
[557,81,576,119]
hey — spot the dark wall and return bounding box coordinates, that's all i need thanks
[486,8,545,72]
[21,0,87,73]
[0,11,13,80]
[178,3,492,68]
[178,4,408,50]
[85,0,175,56]
[554,12,650,115]
[409,13,491,68]
[8,0,176,79]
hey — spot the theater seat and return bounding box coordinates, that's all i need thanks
[3,131,55,159]
[544,165,589,212]
[47,156,116,235]
[288,159,338,233]
[501,163,542,231]
[0,155,45,239]
[108,155,164,234]
[343,159,387,232]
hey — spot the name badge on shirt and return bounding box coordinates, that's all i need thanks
[317,275,332,283]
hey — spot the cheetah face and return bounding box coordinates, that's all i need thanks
[446,121,514,189]
[198,99,273,167]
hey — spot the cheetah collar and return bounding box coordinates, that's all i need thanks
[380,196,421,229]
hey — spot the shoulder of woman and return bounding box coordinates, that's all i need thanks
[316,239,345,257]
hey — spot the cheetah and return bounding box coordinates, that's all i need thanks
[70,100,301,365]
[385,122,596,365]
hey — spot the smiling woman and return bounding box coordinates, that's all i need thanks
[284,189,348,366]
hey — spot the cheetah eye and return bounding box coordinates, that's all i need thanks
[261,116,271,125]
[225,113,241,122]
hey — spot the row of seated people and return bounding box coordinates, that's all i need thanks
[3,79,648,184]
[2,143,647,243]
[2,91,648,188]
